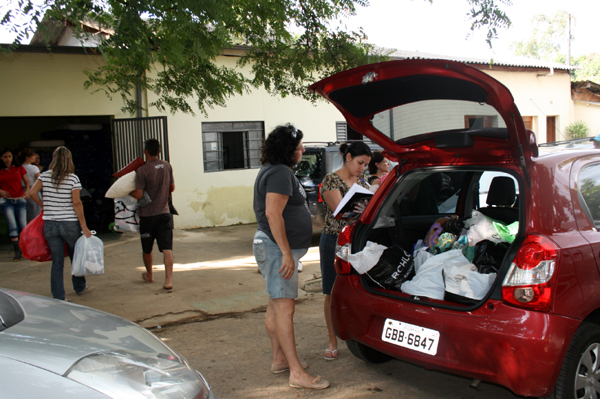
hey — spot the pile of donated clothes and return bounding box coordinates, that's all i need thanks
[348,211,519,304]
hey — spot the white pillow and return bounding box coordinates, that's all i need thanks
[105,171,137,199]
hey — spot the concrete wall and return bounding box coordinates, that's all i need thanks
[484,69,573,143]
[573,102,600,137]
[0,50,342,229]
[155,56,342,228]
[0,51,128,118]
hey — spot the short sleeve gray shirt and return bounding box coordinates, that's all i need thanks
[135,160,174,217]
[253,163,312,249]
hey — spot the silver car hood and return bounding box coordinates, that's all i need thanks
[0,289,170,375]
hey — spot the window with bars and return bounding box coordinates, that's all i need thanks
[202,121,264,172]
[335,121,372,143]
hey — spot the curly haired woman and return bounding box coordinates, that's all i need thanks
[253,124,329,390]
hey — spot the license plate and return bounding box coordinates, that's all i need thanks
[381,318,440,356]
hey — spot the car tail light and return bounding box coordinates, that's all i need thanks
[318,183,323,203]
[334,225,354,275]
[502,235,559,312]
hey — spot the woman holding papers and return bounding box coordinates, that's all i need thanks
[319,142,372,360]
[253,124,329,390]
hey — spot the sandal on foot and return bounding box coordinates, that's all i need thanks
[76,285,91,295]
[163,285,173,293]
[289,375,329,390]
[324,349,338,360]
[271,361,308,374]
[142,272,153,283]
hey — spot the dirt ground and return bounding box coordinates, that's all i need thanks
[154,294,523,399]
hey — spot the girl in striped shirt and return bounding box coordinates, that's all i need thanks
[30,146,92,300]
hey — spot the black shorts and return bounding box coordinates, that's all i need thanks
[139,213,173,254]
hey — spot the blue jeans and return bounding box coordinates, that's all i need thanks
[319,233,338,295]
[43,220,86,300]
[0,198,27,238]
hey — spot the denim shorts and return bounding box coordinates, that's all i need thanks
[253,230,307,300]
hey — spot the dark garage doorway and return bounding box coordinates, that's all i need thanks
[0,115,115,237]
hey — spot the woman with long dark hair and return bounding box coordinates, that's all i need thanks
[30,146,92,300]
[368,150,390,186]
[0,148,30,261]
[253,124,329,390]
[319,142,372,360]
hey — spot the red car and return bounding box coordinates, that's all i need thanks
[309,59,600,398]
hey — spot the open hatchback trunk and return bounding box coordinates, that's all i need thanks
[309,59,537,308]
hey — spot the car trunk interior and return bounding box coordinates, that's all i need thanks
[351,167,522,309]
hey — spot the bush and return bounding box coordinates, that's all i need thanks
[566,120,590,139]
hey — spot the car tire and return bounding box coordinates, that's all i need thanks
[346,339,392,364]
[552,322,600,399]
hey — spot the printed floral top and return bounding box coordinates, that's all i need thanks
[320,172,369,236]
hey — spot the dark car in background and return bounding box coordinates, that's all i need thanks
[293,141,382,232]
[309,59,600,398]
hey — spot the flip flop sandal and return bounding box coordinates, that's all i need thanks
[324,349,338,360]
[163,285,173,293]
[289,375,330,390]
[141,272,153,283]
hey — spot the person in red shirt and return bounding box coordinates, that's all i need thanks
[0,148,30,261]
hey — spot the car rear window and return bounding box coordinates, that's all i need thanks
[294,153,321,179]
[578,164,600,228]
[371,99,507,141]
[399,171,468,215]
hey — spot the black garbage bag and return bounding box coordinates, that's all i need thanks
[365,245,415,291]
[472,240,509,274]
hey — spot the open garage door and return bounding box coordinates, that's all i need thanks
[0,115,114,234]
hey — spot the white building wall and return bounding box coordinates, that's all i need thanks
[149,56,341,228]
[484,69,573,143]
[573,102,600,137]
[0,51,342,229]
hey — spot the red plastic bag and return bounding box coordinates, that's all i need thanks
[112,157,145,178]
[19,213,52,262]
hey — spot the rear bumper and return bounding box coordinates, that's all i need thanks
[331,275,580,397]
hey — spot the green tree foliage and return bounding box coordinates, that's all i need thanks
[510,10,569,63]
[573,53,600,84]
[2,0,512,115]
[465,0,512,47]
[510,11,600,84]
[580,178,600,223]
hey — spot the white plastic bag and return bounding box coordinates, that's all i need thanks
[413,246,434,274]
[444,267,496,300]
[401,249,475,300]
[114,195,139,232]
[464,210,505,246]
[348,241,388,274]
[72,233,104,277]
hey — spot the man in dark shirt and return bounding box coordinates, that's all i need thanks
[130,139,176,292]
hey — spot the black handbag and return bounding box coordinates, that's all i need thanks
[168,194,178,215]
